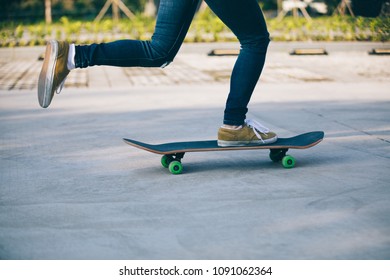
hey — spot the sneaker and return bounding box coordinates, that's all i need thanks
[38,40,70,108]
[217,119,277,147]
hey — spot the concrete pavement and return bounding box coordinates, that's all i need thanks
[0,43,389,259]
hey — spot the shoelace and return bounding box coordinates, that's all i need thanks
[245,119,270,143]
[55,78,67,94]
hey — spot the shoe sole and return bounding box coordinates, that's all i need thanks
[38,40,58,108]
[217,136,278,147]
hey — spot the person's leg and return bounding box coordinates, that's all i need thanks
[205,0,270,126]
[75,0,200,68]
[38,0,200,108]
[205,0,277,146]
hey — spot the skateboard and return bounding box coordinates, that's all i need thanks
[123,131,324,174]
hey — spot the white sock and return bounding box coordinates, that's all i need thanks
[67,44,76,70]
[221,124,243,130]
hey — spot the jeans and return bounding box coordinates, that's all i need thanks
[75,0,270,126]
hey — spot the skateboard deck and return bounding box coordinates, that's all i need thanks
[123,131,324,174]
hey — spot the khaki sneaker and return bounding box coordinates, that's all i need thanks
[38,40,70,108]
[218,119,277,147]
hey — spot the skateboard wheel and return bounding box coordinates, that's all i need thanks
[282,155,296,168]
[169,161,183,175]
[161,155,171,168]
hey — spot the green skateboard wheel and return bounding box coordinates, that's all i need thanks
[282,155,296,168]
[161,155,171,168]
[169,161,183,174]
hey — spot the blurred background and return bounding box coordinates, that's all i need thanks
[0,0,389,47]
[1,1,389,21]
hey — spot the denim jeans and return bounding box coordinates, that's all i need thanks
[75,0,270,126]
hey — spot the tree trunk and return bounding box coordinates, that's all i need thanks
[45,0,52,24]
[144,0,157,16]
[277,0,282,13]
[113,0,120,23]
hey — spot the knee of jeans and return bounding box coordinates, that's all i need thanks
[240,33,270,52]
[148,40,176,68]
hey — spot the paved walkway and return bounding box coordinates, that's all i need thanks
[0,42,389,260]
[1,42,389,90]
